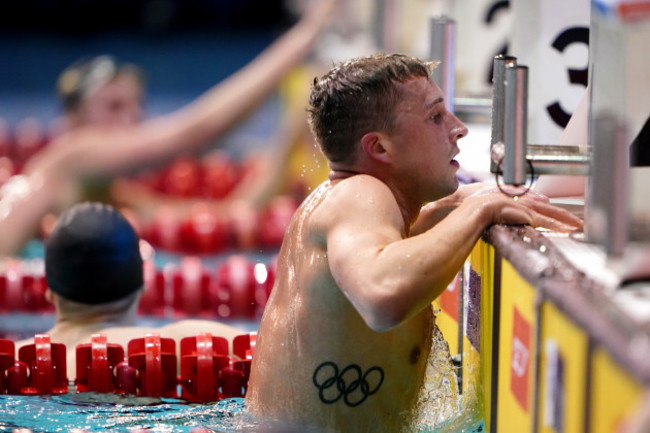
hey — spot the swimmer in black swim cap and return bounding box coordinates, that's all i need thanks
[16,202,246,379]
[45,202,143,305]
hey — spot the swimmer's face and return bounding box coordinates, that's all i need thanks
[387,77,467,202]
[73,73,144,127]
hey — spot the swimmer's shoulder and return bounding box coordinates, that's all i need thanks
[321,174,393,203]
[310,175,401,226]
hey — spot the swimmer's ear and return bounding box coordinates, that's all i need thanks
[360,131,391,164]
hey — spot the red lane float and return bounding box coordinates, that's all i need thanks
[179,332,230,402]
[173,256,211,317]
[142,196,298,254]
[0,260,50,313]
[256,195,299,249]
[138,259,166,315]
[75,334,125,393]
[127,333,177,397]
[2,332,257,399]
[180,203,230,254]
[4,255,276,317]
[231,332,256,394]
[17,334,68,395]
[214,255,258,319]
[0,338,16,394]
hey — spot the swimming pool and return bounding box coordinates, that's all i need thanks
[0,312,485,433]
[1,246,485,432]
[0,393,485,433]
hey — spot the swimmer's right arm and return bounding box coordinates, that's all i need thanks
[324,178,582,332]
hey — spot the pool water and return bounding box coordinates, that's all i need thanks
[0,394,255,433]
[0,316,486,432]
[0,393,485,433]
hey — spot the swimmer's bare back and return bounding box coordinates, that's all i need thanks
[247,179,434,433]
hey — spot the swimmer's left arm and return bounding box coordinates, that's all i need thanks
[410,182,492,235]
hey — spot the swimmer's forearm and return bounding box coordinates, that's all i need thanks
[409,196,460,235]
[410,183,493,235]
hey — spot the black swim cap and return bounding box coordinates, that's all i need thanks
[45,202,143,304]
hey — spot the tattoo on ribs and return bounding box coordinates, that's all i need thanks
[312,361,384,407]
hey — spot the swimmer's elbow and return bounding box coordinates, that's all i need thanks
[364,308,406,333]
[359,291,410,332]
[365,316,401,333]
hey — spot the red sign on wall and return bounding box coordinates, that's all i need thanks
[439,273,460,322]
[510,307,531,411]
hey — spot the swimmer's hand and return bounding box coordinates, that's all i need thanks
[466,185,583,233]
[412,182,530,235]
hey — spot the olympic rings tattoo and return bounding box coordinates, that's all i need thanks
[312,361,384,407]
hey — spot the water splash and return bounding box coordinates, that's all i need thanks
[414,324,484,433]
[415,324,460,430]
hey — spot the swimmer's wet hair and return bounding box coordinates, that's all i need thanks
[45,202,143,305]
[307,53,438,164]
[56,55,145,112]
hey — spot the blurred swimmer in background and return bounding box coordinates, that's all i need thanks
[0,0,337,257]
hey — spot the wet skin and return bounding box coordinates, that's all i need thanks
[247,180,434,433]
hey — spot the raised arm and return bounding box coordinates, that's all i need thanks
[0,0,337,257]
[39,0,338,178]
[324,176,581,332]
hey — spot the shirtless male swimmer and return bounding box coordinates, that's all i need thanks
[246,53,582,432]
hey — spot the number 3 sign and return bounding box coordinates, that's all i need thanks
[511,0,590,145]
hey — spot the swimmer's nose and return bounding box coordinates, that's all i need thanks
[450,116,468,141]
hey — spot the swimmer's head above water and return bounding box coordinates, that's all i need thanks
[45,202,143,305]
[307,53,438,165]
[57,55,146,127]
